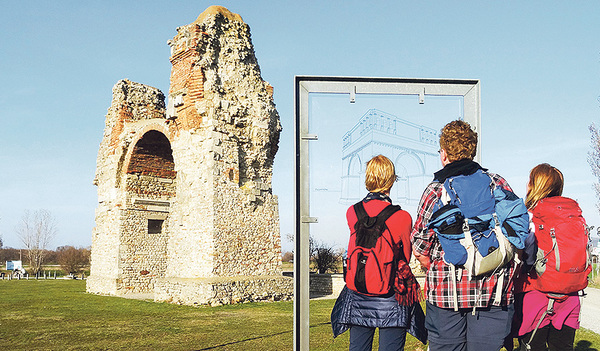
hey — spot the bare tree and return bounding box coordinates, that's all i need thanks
[311,239,342,274]
[16,209,57,275]
[589,124,600,214]
[57,246,90,275]
[285,232,341,273]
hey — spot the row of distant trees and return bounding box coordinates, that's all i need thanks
[0,246,90,275]
[0,209,90,275]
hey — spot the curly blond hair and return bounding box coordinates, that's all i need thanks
[439,120,478,162]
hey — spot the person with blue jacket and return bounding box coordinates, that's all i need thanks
[331,155,427,350]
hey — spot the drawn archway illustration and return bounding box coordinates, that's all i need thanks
[340,109,438,210]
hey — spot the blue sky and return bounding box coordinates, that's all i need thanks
[1,2,599,251]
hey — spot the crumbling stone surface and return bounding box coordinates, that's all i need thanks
[87,6,291,305]
[167,5,281,184]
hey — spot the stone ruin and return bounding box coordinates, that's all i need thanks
[87,6,293,306]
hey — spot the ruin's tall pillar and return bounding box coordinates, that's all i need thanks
[157,6,291,305]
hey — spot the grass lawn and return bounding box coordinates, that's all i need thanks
[0,280,598,350]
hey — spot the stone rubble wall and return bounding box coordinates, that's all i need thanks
[118,174,175,293]
[154,275,293,307]
[309,274,346,298]
[165,129,216,279]
[165,6,283,281]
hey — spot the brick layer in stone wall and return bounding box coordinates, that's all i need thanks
[127,130,176,179]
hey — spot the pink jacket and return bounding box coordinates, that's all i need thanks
[518,290,580,336]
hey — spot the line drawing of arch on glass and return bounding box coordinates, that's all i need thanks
[340,108,438,214]
[307,92,471,250]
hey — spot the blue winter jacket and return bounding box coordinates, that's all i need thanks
[331,286,427,344]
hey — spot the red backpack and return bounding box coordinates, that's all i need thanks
[529,196,591,294]
[346,202,401,296]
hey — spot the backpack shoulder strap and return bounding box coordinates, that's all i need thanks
[353,201,368,221]
[439,180,452,206]
[377,204,402,223]
[481,169,497,188]
[376,204,402,246]
[353,201,401,222]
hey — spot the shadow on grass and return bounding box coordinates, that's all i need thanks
[194,322,330,350]
[576,340,599,351]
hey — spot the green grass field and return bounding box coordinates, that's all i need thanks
[0,280,598,350]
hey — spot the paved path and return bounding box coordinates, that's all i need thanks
[580,287,600,334]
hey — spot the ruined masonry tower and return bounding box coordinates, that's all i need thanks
[87,6,292,305]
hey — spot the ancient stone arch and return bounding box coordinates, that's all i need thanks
[87,6,292,306]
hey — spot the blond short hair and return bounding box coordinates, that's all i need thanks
[439,120,478,162]
[365,155,396,193]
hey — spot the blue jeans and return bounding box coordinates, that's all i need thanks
[349,325,407,351]
[425,302,514,351]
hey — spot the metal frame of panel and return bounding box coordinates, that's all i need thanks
[293,76,480,351]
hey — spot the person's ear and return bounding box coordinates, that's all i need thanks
[440,148,451,166]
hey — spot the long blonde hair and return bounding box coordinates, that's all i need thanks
[525,163,564,210]
[365,155,397,194]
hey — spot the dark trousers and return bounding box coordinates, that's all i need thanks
[519,325,576,351]
[349,325,407,351]
[425,302,514,351]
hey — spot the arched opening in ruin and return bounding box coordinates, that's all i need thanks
[121,130,176,293]
[126,130,175,180]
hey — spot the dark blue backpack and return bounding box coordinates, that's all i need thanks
[427,170,529,277]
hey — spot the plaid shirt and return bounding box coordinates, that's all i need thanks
[411,172,517,309]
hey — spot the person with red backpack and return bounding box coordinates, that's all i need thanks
[515,163,591,350]
[331,155,426,350]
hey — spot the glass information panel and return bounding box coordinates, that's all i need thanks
[294,77,480,351]
[309,93,464,249]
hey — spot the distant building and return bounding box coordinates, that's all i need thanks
[340,109,440,211]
